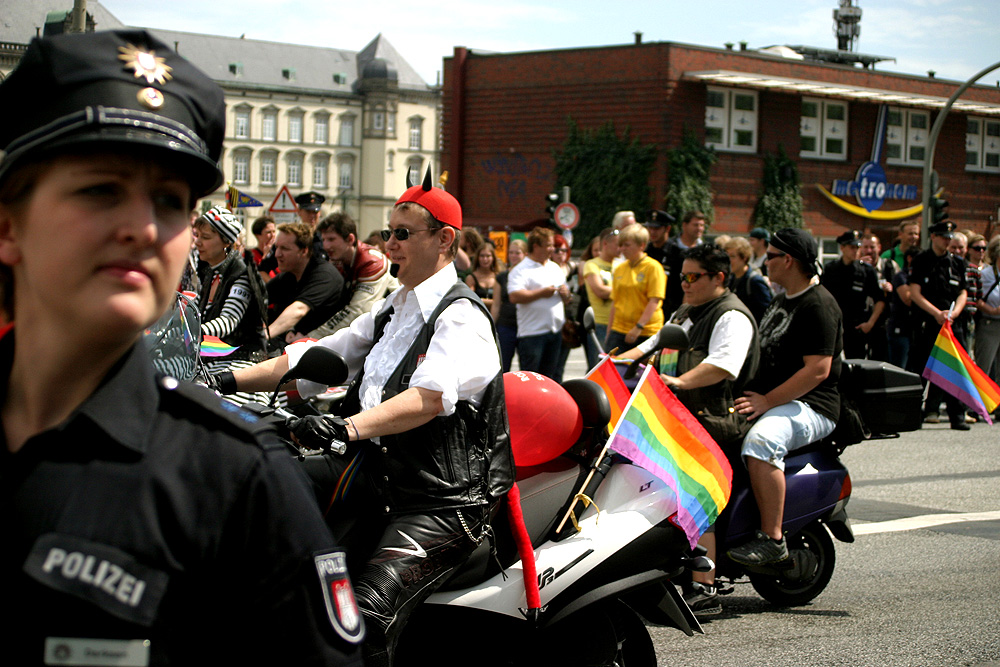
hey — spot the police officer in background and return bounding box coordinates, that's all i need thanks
[821,230,885,359]
[295,190,329,260]
[909,220,969,430]
[0,30,362,665]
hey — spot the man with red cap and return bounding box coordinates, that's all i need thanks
[220,169,514,667]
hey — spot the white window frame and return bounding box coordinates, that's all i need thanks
[387,150,395,171]
[406,158,422,187]
[886,107,929,167]
[261,110,277,142]
[288,112,303,144]
[260,152,277,185]
[338,159,353,190]
[704,86,758,153]
[234,109,250,140]
[232,151,250,184]
[373,111,385,131]
[287,153,303,187]
[408,118,423,150]
[312,155,329,189]
[314,114,329,145]
[800,97,848,160]
[966,116,1000,173]
[339,116,355,146]
[387,112,395,135]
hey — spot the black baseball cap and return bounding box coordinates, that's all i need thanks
[0,30,225,197]
[770,228,819,275]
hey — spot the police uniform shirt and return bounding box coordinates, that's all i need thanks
[821,258,884,328]
[908,248,968,314]
[0,332,362,666]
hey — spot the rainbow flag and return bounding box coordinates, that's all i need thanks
[608,365,733,548]
[584,355,632,429]
[923,320,1000,424]
[226,184,263,210]
[201,335,239,358]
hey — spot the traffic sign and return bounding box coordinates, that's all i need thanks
[554,202,580,230]
[269,185,298,213]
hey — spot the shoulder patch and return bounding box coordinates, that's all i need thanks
[156,376,264,434]
[315,551,365,644]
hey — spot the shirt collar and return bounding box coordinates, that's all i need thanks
[384,262,458,323]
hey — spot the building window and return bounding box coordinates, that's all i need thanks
[313,155,329,188]
[406,158,422,186]
[408,118,423,150]
[261,110,277,142]
[338,159,353,190]
[800,98,847,160]
[232,151,250,184]
[373,111,385,131]
[339,116,355,146]
[288,113,303,143]
[315,114,329,145]
[704,86,757,153]
[287,153,303,186]
[387,112,395,135]
[260,152,277,185]
[886,107,929,166]
[234,108,250,139]
[966,117,1000,172]
[387,150,394,171]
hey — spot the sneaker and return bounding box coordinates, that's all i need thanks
[923,412,940,424]
[727,530,790,566]
[684,582,722,617]
[951,420,971,431]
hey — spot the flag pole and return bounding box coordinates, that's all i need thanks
[555,364,654,534]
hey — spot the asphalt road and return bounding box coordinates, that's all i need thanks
[556,346,1000,667]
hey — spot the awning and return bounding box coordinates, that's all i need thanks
[686,70,1000,116]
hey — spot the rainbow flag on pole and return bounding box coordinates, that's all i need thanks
[200,335,239,358]
[584,355,632,429]
[607,365,733,548]
[923,320,1000,424]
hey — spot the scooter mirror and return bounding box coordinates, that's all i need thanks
[623,324,689,380]
[285,346,349,386]
[582,306,596,332]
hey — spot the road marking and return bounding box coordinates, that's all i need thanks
[854,510,1000,535]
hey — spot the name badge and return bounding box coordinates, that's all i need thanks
[25,534,168,627]
[44,638,149,666]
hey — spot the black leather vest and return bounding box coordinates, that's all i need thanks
[341,281,514,514]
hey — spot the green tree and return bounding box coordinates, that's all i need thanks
[552,119,657,247]
[665,129,717,226]
[753,145,804,230]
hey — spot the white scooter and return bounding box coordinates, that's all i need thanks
[262,326,711,667]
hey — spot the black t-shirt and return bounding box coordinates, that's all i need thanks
[266,256,344,335]
[908,248,967,315]
[750,284,843,422]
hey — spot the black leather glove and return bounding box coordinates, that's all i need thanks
[206,371,238,395]
[287,415,351,453]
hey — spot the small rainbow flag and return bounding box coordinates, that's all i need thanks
[923,320,1000,424]
[200,335,239,358]
[608,365,733,548]
[584,355,631,429]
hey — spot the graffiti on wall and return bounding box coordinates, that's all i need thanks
[479,152,551,203]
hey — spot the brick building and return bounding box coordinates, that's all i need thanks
[442,40,1000,249]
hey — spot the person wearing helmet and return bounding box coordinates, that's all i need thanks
[0,30,362,665]
[221,170,514,667]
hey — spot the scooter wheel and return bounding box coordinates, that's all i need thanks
[748,521,836,606]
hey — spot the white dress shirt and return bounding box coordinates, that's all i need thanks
[287,262,499,415]
[507,257,566,336]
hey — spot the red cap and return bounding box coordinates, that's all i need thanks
[394,168,462,230]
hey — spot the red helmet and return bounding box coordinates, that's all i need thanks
[504,371,583,467]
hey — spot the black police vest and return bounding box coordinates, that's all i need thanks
[342,281,514,514]
[669,291,760,447]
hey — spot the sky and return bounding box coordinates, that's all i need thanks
[100,0,998,88]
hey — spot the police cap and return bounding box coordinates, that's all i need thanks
[928,220,956,239]
[645,209,675,228]
[0,30,225,197]
[836,230,862,246]
[295,191,326,212]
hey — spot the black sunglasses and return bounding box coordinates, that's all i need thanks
[380,227,437,242]
[765,250,787,261]
[680,271,711,284]
[971,245,987,251]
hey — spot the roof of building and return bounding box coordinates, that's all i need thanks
[1,2,432,95]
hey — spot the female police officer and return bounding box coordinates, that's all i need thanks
[0,30,361,665]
